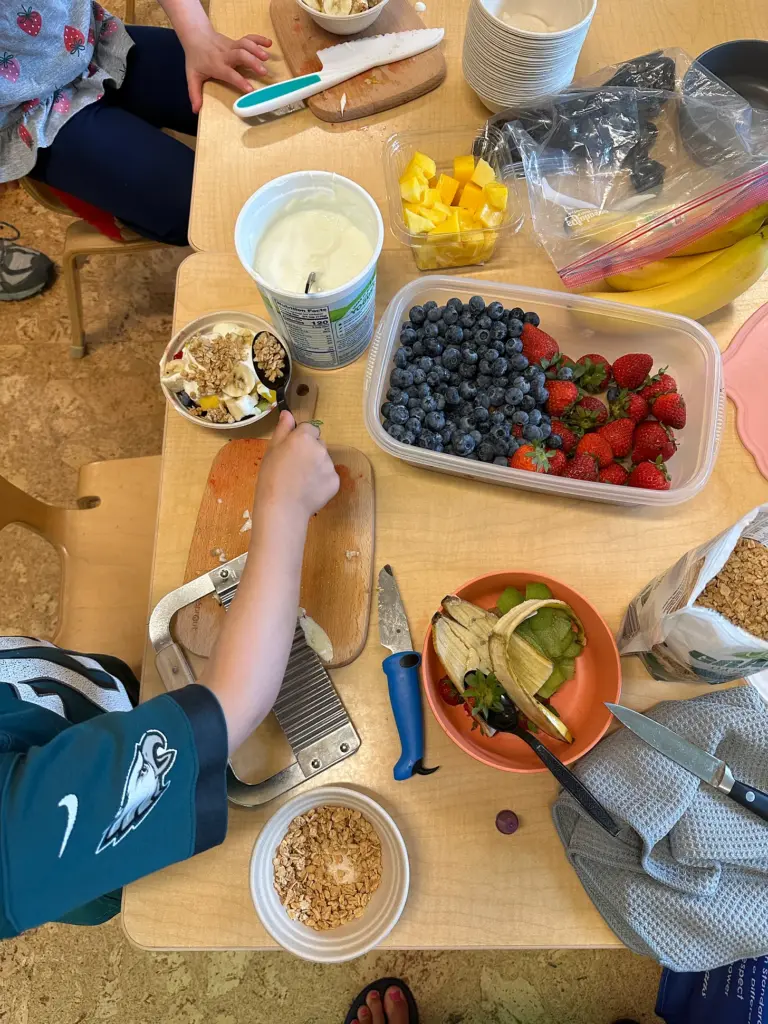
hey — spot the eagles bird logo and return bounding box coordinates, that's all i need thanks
[96,730,176,853]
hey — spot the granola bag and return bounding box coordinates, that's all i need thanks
[618,505,768,689]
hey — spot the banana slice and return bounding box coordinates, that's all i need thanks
[224,394,259,421]
[161,361,186,392]
[303,0,323,10]
[323,0,352,15]
[350,0,368,11]
[223,360,257,398]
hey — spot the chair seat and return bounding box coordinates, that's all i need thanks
[65,219,168,255]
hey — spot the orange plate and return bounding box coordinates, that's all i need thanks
[421,571,621,774]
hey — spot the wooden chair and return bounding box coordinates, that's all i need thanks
[20,178,169,359]
[125,0,136,20]
[0,456,161,676]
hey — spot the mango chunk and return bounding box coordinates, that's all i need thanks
[421,187,442,209]
[433,200,452,219]
[399,174,427,204]
[476,202,504,229]
[470,158,496,188]
[415,205,447,226]
[429,209,460,235]
[458,208,477,230]
[458,181,484,214]
[404,208,434,235]
[436,173,460,206]
[410,151,437,179]
[199,395,220,410]
[484,182,508,210]
[453,155,475,184]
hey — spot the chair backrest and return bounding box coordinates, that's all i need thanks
[20,177,74,217]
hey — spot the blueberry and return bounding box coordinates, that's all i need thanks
[417,430,436,447]
[501,404,518,419]
[427,371,441,388]
[507,437,520,455]
[438,366,452,382]
[453,433,476,456]
[400,432,415,445]
[478,317,493,333]
[491,422,511,440]
[522,366,537,381]
[457,413,475,432]
[458,381,477,401]
[509,307,525,320]
[493,456,509,466]
[442,307,459,327]
[465,453,479,460]
[389,388,409,406]
[549,433,562,449]
[504,387,524,406]
[485,348,500,363]
[460,345,478,365]
[607,386,620,402]
[389,404,410,425]
[474,390,491,409]
[507,317,524,338]
[529,408,542,426]
[411,367,426,386]
[534,387,549,405]
[475,374,492,389]
[495,376,509,390]
[409,306,426,324]
[397,369,415,388]
[458,363,477,379]
[427,307,442,323]
[423,300,438,312]
[486,386,504,407]
[474,328,491,346]
[477,441,495,462]
[511,354,529,371]
[468,295,486,315]
[557,366,573,381]
[412,340,425,357]
[381,401,392,419]
[387,423,406,440]
[478,359,492,376]
[434,394,446,411]
[394,349,409,369]
[490,322,508,344]
[444,385,461,406]
[523,425,543,441]
[422,323,439,340]
[416,382,430,398]
[523,311,540,326]
[513,379,531,395]
[401,345,414,362]
[445,324,464,345]
[491,357,509,378]
[409,406,425,422]
[474,404,491,423]
[521,395,536,412]
[442,346,461,371]
[487,301,505,321]
[470,429,483,445]
[416,356,433,373]
[400,326,417,344]
[458,401,474,418]
[425,410,445,431]
[441,424,455,445]
[631,159,665,194]
[447,297,464,312]
[407,398,420,411]
[492,439,510,457]
[539,423,552,440]
[421,395,438,413]
[459,311,475,329]
[512,410,529,425]
[435,323,448,339]
[503,339,522,359]
[406,416,423,436]
[426,338,443,356]
[449,373,462,387]
[406,385,419,398]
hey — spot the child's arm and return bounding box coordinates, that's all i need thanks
[199,412,340,752]
[157,0,273,113]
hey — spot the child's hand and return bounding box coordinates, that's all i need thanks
[184,27,272,113]
[256,411,340,521]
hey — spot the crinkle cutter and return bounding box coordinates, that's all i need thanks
[149,553,360,806]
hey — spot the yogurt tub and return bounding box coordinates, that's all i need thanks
[235,172,384,369]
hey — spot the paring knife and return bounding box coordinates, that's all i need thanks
[378,564,439,781]
[606,703,768,824]
[233,29,445,118]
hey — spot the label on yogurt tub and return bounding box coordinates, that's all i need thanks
[260,271,377,370]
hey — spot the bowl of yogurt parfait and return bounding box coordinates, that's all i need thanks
[159,311,290,430]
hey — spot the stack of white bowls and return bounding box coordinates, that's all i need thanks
[463,0,597,113]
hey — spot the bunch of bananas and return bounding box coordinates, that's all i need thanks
[584,202,768,320]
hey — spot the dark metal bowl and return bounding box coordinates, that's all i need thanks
[697,39,768,111]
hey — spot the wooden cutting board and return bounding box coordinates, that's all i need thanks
[175,439,375,667]
[269,0,446,123]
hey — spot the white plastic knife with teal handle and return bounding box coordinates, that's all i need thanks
[233,28,444,118]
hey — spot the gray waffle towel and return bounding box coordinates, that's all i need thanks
[552,685,768,972]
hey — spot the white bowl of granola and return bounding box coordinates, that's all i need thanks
[250,786,409,962]
[297,0,389,36]
[159,311,291,430]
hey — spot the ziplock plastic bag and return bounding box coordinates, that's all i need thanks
[486,50,768,288]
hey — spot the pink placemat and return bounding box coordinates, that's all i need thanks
[724,303,768,481]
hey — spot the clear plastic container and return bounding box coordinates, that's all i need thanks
[383,125,523,272]
[363,276,725,506]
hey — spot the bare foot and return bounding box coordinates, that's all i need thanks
[352,986,410,1024]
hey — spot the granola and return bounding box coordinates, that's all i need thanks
[273,806,382,931]
[696,538,768,641]
[253,331,287,383]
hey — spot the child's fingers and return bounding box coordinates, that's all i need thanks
[227,50,267,78]
[238,36,273,61]
[243,34,273,47]
[186,71,204,114]
[220,64,259,94]
[295,421,321,441]
[271,410,296,445]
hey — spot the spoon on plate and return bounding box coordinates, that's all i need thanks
[486,698,621,837]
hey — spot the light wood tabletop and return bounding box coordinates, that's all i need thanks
[190,0,768,253]
[123,248,768,950]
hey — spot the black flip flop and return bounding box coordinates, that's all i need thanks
[344,977,419,1024]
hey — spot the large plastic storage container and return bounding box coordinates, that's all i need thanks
[363,276,725,506]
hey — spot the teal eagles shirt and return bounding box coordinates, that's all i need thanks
[0,636,228,937]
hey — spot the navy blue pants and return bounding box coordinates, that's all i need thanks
[31,26,197,246]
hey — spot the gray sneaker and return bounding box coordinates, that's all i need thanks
[0,222,54,301]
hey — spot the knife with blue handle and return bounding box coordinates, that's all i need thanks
[378,564,439,781]
[607,703,768,824]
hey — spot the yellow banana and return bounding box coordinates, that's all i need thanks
[606,250,722,291]
[673,202,768,256]
[585,225,768,321]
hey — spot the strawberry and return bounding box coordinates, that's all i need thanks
[596,418,634,458]
[652,391,686,429]
[93,1,105,19]
[438,677,463,706]
[508,443,551,473]
[567,395,607,432]
[550,419,578,453]
[511,423,524,439]
[562,452,598,481]
[521,323,560,365]
[576,353,612,393]
[609,388,649,424]
[546,380,579,417]
[20,97,39,112]
[576,433,613,468]
[627,457,671,491]
[87,27,95,45]
[612,352,653,390]
[547,450,568,476]
[52,88,71,114]
[101,17,118,36]
[63,25,85,54]
[631,421,677,463]
[0,53,20,83]
[17,7,42,36]
[640,370,677,403]
[598,462,629,485]
[17,123,32,148]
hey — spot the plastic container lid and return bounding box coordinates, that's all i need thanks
[363,275,725,506]
[250,785,409,962]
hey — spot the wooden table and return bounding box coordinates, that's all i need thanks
[122,247,768,950]
[190,0,768,253]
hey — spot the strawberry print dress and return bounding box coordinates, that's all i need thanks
[0,1,133,181]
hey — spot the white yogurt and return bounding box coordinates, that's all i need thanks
[254,205,374,295]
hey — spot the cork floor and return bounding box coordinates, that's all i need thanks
[0,2,663,1018]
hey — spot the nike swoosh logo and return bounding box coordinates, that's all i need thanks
[57,794,78,858]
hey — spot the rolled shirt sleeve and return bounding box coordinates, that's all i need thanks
[0,684,228,937]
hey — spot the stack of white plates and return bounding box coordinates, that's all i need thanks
[463,0,597,113]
